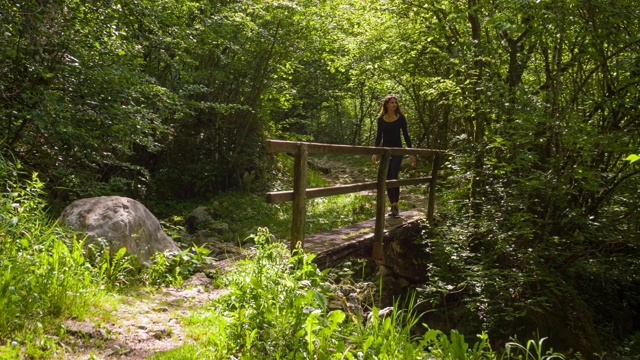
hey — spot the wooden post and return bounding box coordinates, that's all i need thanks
[427,152,440,224]
[291,143,308,251]
[373,149,390,260]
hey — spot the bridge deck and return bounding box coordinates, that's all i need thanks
[304,211,425,269]
[209,211,426,271]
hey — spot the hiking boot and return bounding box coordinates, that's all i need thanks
[389,205,399,217]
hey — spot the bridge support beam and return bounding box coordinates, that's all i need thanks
[291,143,308,250]
[373,149,391,260]
[427,152,440,224]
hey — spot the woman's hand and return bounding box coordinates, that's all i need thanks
[371,154,378,163]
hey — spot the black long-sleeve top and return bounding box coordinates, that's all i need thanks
[374,114,412,148]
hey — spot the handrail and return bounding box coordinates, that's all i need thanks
[266,140,435,156]
[265,139,443,260]
[266,178,432,203]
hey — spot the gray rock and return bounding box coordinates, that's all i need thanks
[187,230,223,247]
[204,241,244,260]
[209,220,229,234]
[185,206,217,234]
[59,196,179,265]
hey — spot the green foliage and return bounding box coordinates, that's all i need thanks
[143,244,212,287]
[350,296,427,359]
[94,245,134,289]
[0,155,100,349]
[0,0,176,210]
[612,331,640,359]
[145,0,322,200]
[422,329,495,359]
[85,236,213,289]
[150,228,559,360]
[504,337,565,360]
[160,216,187,240]
[153,228,333,358]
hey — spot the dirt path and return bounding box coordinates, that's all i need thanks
[60,274,226,360]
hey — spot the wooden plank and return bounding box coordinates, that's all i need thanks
[427,152,440,224]
[373,150,390,260]
[291,143,308,250]
[305,211,425,269]
[385,177,432,189]
[265,177,432,203]
[266,140,441,157]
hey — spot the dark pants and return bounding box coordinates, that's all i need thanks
[386,155,402,203]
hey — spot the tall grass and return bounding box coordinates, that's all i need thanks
[0,156,101,356]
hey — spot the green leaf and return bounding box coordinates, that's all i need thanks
[625,154,640,163]
[313,290,327,311]
[327,309,346,325]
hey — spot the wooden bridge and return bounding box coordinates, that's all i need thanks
[265,140,444,266]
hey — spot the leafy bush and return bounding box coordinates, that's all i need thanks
[142,244,212,287]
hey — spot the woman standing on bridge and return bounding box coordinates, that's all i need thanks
[371,94,416,217]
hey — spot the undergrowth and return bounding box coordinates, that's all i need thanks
[0,157,101,358]
[150,228,566,360]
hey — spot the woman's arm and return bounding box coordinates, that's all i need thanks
[401,116,412,148]
[374,117,383,147]
[401,116,416,166]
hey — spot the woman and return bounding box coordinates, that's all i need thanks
[371,94,416,217]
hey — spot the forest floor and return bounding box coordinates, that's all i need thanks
[59,154,431,359]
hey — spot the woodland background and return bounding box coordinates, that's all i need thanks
[1,0,640,357]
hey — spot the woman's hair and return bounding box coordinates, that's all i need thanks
[380,94,402,116]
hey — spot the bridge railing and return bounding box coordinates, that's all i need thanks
[265,140,443,260]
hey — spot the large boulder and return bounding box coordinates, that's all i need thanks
[59,196,179,264]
